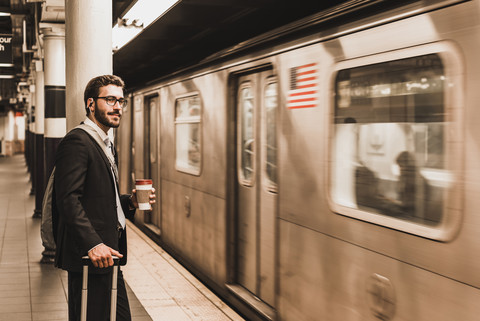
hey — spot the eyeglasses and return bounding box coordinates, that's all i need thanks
[95,96,127,108]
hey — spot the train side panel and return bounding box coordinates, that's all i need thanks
[159,72,229,286]
[277,2,480,320]
[120,1,480,320]
[279,221,480,321]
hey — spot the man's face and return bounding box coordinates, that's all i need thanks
[92,84,124,130]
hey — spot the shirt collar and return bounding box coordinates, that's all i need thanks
[84,118,114,145]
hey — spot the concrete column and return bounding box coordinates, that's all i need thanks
[25,85,34,190]
[25,113,30,168]
[39,25,64,264]
[26,84,34,174]
[0,114,6,156]
[28,102,35,194]
[14,112,25,154]
[32,60,45,218]
[65,0,112,131]
[42,25,65,182]
[34,60,45,185]
[5,110,14,156]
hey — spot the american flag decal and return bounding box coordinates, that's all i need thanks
[287,62,318,109]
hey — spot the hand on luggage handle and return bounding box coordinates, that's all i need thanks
[82,255,120,266]
[81,255,120,321]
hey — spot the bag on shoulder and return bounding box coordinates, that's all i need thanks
[41,166,56,250]
[40,123,114,252]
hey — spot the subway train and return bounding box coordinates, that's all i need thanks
[115,0,480,320]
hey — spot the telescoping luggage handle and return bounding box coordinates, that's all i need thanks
[81,255,120,321]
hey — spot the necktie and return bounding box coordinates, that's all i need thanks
[104,138,119,181]
[105,138,126,229]
[110,142,115,158]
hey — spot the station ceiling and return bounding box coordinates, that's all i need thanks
[112,0,343,89]
[0,0,35,112]
[1,0,397,111]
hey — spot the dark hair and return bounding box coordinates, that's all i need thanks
[84,75,125,114]
[396,151,416,169]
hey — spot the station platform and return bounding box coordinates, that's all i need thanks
[0,154,245,321]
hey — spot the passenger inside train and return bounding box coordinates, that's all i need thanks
[332,54,448,226]
[355,150,431,220]
[376,151,428,218]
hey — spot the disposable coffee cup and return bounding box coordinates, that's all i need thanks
[135,179,153,210]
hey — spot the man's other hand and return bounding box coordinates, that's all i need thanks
[88,244,123,268]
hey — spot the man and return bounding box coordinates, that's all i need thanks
[53,75,155,321]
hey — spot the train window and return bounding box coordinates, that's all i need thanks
[175,94,201,175]
[331,52,458,235]
[238,83,255,185]
[263,80,278,191]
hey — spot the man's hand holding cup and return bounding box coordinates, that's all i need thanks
[131,179,156,210]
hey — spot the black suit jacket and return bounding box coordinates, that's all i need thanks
[53,128,135,273]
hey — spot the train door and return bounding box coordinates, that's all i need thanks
[133,94,162,234]
[133,95,144,181]
[117,94,133,195]
[144,95,161,232]
[235,70,278,308]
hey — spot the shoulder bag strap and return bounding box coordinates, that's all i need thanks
[74,123,119,181]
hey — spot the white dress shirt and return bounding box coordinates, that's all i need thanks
[84,118,126,229]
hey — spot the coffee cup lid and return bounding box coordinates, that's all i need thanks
[135,179,153,185]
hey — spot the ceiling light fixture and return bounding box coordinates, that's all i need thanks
[112,0,179,51]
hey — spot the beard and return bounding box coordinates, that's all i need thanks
[94,108,121,128]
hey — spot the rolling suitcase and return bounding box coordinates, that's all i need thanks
[81,256,120,321]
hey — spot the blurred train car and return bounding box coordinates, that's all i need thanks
[116,0,480,320]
